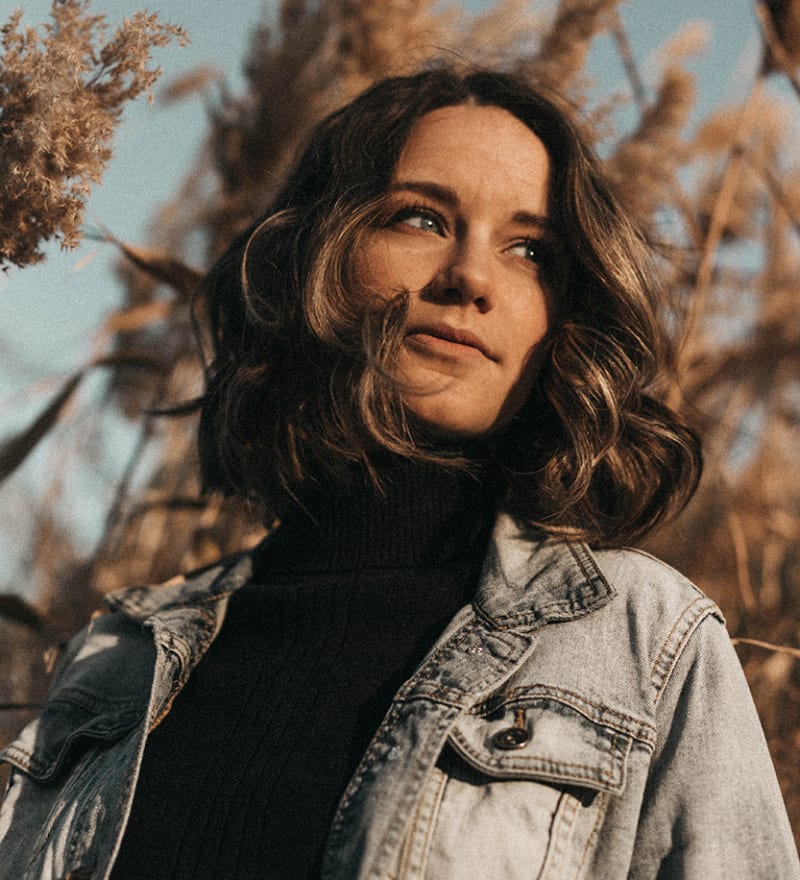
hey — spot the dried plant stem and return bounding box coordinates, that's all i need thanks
[727,508,758,612]
[759,162,800,238]
[757,1,800,102]
[94,385,167,561]
[732,637,800,661]
[0,371,85,485]
[678,76,764,375]
[673,184,706,250]
[717,383,754,460]
[610,9,647,112]
[761,536,785,609]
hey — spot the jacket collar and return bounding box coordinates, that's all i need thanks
[475,514,615,629]
[107,550,256,621]
[107,514,614,631]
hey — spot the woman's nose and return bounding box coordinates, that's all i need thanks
[429,241,495,311]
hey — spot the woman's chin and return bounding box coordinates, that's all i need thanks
[405,404,500,444]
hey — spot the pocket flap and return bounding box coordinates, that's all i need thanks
[448,688,641,794]
[1,696,143,782]
[0,615,154,782]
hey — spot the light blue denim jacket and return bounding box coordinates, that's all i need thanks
[1,513,798,879]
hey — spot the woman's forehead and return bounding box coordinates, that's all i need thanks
[392,104,551,216]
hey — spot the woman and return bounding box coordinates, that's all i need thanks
[1,68,797,879]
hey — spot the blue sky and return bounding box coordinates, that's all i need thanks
[0,0,782,572]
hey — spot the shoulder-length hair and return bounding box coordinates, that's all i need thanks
[197,67,701,547]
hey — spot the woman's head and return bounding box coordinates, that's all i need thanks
[198,67,701,546]
[355,102,555,437]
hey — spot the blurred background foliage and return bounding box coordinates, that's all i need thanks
[1,0,800,842]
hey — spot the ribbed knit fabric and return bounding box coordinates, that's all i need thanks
[110,459,498,880]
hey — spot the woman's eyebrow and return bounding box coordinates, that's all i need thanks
[389,180,459,207]
[389,180,552,230]
[510,210,552,231]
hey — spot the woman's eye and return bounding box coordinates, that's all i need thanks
[396,208,444,235]
[508,239,548,264]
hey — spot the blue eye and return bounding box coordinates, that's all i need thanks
[395,206,445,235]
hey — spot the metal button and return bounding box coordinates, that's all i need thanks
[491,707,530,750]
[492,726,530,750]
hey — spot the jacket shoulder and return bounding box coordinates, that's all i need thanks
[502,541,727,729]
[587,545,725,684]
[596,546,727,692]
[590,544,723,626]
[0,550,256,779]
[106,549,254,620]
[0,611,154,780]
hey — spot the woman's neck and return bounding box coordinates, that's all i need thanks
[257,455,501,575]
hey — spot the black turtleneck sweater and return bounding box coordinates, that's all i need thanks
[110,461,498,880]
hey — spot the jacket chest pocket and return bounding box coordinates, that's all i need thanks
[396,690,637,880]
[0,695,144,879]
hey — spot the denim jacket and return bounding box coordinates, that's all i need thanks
[1,513,798,879]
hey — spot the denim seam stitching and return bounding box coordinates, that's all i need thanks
[448,727,625,786]
[578,790,609,876]
[365,712,460,880]
[396,766,447,878]
[650,597,717,705]
[542,789,580,878]
[468,685,656,746]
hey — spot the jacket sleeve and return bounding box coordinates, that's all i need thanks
[0,615,156,880]
[0,624,91,876]
[630,613,800,878]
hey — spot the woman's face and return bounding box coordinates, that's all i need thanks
[356,103,559,438]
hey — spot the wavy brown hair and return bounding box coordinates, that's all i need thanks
[197,68,701,547]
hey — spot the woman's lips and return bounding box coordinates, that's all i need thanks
[405,324,497,360]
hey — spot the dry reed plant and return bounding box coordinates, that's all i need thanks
[1,0,800,842]
[517,0,618,99]
[0,1,187,269]
[606,25,702,233]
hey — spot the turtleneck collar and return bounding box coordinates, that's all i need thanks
[254,456,502,575]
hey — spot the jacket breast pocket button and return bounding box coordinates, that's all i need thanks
[491,726,530,749]
[491,708,530,750]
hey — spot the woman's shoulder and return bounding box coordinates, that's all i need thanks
[40,552,255,713]
[588,543,728,687]
[485,513,722,630]
[106,549,254,621]
[482,515,730,718]
[0,551,257,779]
[590,543,722,623]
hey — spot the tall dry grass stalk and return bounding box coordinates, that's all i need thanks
[1,0,800,842]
